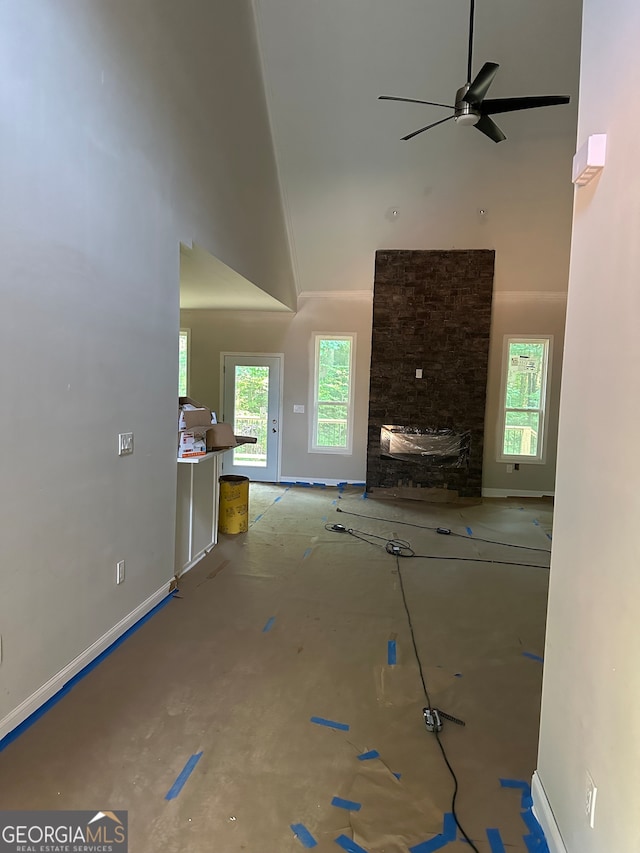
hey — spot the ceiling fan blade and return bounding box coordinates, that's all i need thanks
[475,114,506,143]
[481,95,571,115]
[464,62,500,103]
[402,114,456,141]
[379,96,455,109]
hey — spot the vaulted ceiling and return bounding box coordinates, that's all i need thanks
[253,0,583,296]
[180,0,583,307]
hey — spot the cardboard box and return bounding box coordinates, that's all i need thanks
[178,431,207,458]
[178,396,216,430]
[204,423,237,451]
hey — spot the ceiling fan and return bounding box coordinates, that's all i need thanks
[379,0,570,143]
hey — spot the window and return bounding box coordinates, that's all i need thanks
[499,337,551,462]
[311,334,355,453]
[179,329,190,396]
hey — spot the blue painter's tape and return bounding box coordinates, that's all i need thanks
[393,772,402,780]
[254,513,264,522]
[387,640,397,666]
[486,829,506,853]
[290,824,318,848]
[262,617,276,633]
[280,481,295,486]
[523,835,542,853]
[442,814,456,842]
[310,716,350,731]
[0,592,175,753]
[332,499,338,505]
[165,752,203,800]
[334,835,368,853]
[409,834,449,853]
[353,482,366,487]
[274,496,282,502]
[357,750,380,761]
[303,548,312,559]
[546,533,552,541]
[533,519,540,526]
[331,797,362,812]
[466,527,473,536]
[500,778,531,790]
[522,793,534,809]
[361,492,368,500]
[522,652,544,663]
[521,809,542,838]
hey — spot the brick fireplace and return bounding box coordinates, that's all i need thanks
[366,249,494,498]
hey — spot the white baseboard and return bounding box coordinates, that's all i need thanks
[177,546,212,578]
[532,771,567,853]
[0,582,172,744]
[482,488,555,498]
[280,477,366,487]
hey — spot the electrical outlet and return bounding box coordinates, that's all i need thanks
[116,560,125,585]
[585,771,597,828]
[506,463,513,473]
[118,432,133,456]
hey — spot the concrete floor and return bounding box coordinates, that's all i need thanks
[0,485,553,852]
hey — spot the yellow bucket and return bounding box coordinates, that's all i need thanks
[219,475,250,534]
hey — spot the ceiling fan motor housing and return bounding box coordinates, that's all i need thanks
[454,84,480,126]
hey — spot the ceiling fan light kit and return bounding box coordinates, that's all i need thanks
[379,0,570,143]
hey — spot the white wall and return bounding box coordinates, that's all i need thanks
[536,0,640,850]
[0,0,293,737]
[181,294,373,482]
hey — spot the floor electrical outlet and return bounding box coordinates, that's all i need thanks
[586,771,598,828]
[116,560,125,585]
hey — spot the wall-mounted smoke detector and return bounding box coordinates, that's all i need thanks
[572,134,607,186]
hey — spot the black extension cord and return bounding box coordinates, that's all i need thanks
[395,555,481,853]
[336,506,551,554]
[324,520,482,850]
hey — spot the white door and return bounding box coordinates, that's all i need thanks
[222,354,282,482]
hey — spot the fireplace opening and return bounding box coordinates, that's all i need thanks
[380,425,470,468]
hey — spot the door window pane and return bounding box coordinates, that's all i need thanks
[233,365,269,467]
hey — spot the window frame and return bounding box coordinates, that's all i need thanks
[310,333,356,455]
[497,335,552,464]
[179,328,191,397]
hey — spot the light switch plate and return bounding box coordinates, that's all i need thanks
[415,368,423,379]
[118,432,134,456]
[293,404,305,414]
[116,560,125,584]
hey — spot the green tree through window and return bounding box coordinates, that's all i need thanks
[313,336,354,451]
[501,338,549,460]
